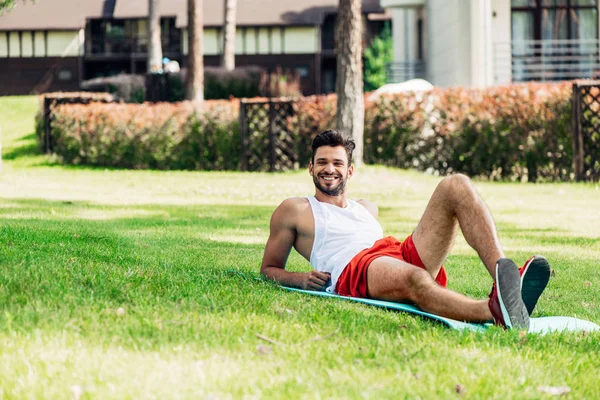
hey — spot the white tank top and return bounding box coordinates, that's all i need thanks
[307,196,384,293]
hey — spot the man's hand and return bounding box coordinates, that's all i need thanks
[301,271,331,291]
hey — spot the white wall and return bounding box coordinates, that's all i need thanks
[490,0,511,84]
[21,31,33,57]
[283,27,318,54]
[8,32,19,57]
[183,26,318,56]
[258,28,270,55]
[46,31,82,57]
[391,8,405,62]
[245,28,257,54]
[470,0,494,87]
[34,31,46,57]
[204,28,220,56]
[0,30,81,58]
[270,27,282,54]
[426,0,472,87]
[182,28,223,56]
[391,7,420,63]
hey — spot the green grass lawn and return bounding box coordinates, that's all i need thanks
[1,96,600,399]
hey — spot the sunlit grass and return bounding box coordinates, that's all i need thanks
[1,96,600,398]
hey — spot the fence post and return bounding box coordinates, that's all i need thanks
[240,100,248,171]
[571,83,584,181]
[268,99,276,172]
[43,96,52,154]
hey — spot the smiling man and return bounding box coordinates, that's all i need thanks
[260,130,551,330]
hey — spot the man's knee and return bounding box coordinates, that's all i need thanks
[441,173,472,191]
[439,173,476,207]
[406,268,436,303]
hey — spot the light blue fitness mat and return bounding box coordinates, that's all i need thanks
[283,287,600,334]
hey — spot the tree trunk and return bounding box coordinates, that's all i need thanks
[186,0,204,110]
[147,0,163,73]
[221,0,237,71]
[335,0,364,166]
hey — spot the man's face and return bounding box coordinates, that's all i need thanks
[309,146,353,197]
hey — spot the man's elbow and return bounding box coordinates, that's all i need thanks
[259,265,269,278]
[260,264,274,280]
[260,264,282,282]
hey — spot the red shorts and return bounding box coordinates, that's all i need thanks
[335,235,448,298]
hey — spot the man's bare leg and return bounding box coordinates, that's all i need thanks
[365,174,531,326]
[367,256,491,322]
[411,174,503,278]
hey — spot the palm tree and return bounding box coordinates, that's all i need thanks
[221,0,237,71]
[335,0,364,166]
[147,0,163,73]
[186,0,204,109]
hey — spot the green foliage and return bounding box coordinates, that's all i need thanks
[81,74,146,103]
[364,24,393,92]
[0,0,17,13]
[48,100,240,170]
[292,81,576,182]
[204,66,264,100]
[33,109,43,150]
[166,74,185,102]
[34,82,585,181]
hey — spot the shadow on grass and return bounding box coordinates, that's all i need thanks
[0,198,274,232]
[2,132,41,160]
[2,143,40,160]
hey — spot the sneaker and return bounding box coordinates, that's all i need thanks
[488,258,530,330]
[520,255,551,316]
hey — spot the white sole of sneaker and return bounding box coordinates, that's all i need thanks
[496,259,530,330]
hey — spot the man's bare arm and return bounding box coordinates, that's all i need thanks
[260,199,330,290]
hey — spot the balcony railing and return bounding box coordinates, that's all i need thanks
[86,37,182,57]
[385,61,426,83]
[494,39,600,83]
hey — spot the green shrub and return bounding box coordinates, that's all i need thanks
[290,94,337,166]
[44,82,577,180]
[34,109,44,151]
[204,66,264,100]
[36,92,118,152]
[292,81,574,181]
[364,24,393,92]
[259,67,303,98]
[50,100,240,170]
[81,75,146,103]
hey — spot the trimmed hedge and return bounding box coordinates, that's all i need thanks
[292,81,573,181]
[35,92,118,153]
[50,100,239,170]
[44,82,576,180]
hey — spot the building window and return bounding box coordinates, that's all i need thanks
[512,0,598,41]
[511,0,599,80]
[295,66,309,77]
[58,69,73,81]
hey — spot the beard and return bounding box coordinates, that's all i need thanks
[313,173,347,196]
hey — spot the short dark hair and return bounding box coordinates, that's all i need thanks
[311,130,356,165]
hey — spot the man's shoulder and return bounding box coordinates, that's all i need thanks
[281,196,310,206]
[274,197,310,216]
[355,198,379,219]
[271,197,310,227]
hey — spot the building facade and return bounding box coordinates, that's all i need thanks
[382,0,600,87]
[0,0,389,96]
